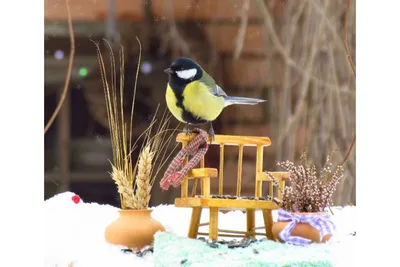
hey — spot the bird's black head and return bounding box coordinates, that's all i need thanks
[164,57,203,85]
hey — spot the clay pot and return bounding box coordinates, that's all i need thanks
[105,209,165,250]
[272,212,333,243]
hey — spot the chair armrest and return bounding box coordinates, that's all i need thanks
[186,168,218,179]
[256,171,290,182]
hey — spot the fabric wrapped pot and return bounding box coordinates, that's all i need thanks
[272,209,335,246]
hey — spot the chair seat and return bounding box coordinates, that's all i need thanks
[175,197,280,210]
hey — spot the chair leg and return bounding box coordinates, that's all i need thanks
[262,209,274,240]
[188,207,202,239]
[246,209,255,238]
[209,207,219,241]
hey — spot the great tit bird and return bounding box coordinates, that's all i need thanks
[164,57,266,140]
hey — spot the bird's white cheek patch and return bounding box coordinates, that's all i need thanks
[176,68,197,80]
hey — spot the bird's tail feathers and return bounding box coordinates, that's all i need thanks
[223,96,266,107]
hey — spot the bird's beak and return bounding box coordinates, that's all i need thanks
[164,68,173,74]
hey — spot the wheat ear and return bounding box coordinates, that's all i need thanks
[135,146,154,210]
[111,165,137,209]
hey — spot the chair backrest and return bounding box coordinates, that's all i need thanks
[176,133,272,197]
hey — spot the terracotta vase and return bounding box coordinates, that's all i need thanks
[272,212,333,244]
[105,209,165,250]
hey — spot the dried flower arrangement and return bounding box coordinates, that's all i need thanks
[93,38,177,210]
[108,110,174,210]
[269,150,344,213]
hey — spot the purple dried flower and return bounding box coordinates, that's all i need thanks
[274,150,345,212]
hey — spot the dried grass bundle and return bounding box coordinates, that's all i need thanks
[269,150,344,213]
[93,38,178,210]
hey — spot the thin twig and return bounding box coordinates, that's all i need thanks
[328,206,334,215]
[344,0,356,77]
[233,0,250,60]
[341,0,356,166]
[328,44,348,138]
[341,135,355,166]
[165,0,190,56]
[44,0,75,134]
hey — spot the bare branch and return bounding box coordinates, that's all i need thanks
[310,0,352,75]
[44,0,75,134]
[165,0,190,56]
[255,0,347,92]
[233,0,250,60]
[277,0,331,146]
[344,0,356,77]
[341,0,356,167]
[328,43,348,138]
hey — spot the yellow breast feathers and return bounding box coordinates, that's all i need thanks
[182,81,224,121]
[165,84,185,123]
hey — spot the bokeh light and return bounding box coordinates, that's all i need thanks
[140,61,152,75]
[79,67,88,77]
[54,50,64,60]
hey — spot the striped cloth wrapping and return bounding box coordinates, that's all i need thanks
[159,128,209,191]
[277,209,336,246]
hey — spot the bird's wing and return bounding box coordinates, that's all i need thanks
[200,70,228,97]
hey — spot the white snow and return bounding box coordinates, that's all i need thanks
[44,192,356,267]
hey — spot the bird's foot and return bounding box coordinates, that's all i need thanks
[183,125,192,136]
[208,124,215,143]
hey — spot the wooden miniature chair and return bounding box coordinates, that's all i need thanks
[174,133,289,241]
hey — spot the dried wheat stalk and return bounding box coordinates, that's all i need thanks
[134,146,154,209]
[111,165,137,209]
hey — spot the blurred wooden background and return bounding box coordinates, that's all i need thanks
[44,0,356,206]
